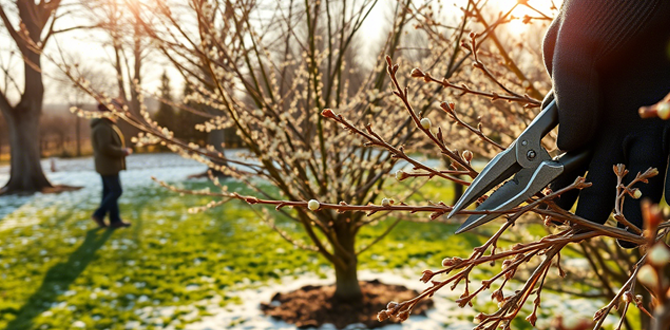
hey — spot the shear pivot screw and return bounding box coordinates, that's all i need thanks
[527,150,536,160]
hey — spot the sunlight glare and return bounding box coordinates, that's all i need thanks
[494,0,554,35]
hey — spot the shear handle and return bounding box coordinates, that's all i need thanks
[555,149,591,173]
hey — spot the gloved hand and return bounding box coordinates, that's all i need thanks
[542,0,670,247]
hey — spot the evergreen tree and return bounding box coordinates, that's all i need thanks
[178,82,207,144]
[154,72,178,133]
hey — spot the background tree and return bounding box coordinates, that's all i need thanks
[0,0,63,194]
[78,0,154,145]
[57,53,116,157]
[0,111,6,161]
[153,71,178,135]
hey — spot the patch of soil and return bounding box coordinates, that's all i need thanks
[41,185,83,194]
[260,280,433,329]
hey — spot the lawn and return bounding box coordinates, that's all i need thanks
[0,174,492,330]
[0,155,617,330]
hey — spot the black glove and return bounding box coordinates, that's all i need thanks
[543,0,670,247]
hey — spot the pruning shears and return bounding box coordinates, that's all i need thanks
[448,99,591,233]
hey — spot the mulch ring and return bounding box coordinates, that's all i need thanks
[260,279,434,329]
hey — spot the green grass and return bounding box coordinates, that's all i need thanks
[0,176,622,330]
[0,179,488,330]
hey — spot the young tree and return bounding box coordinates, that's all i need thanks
[73,0,425,302]
[59,0,539,306]
[0,0,63,193]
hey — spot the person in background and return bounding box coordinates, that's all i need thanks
[90,102,132,228]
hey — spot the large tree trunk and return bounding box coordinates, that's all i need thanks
[0,30,52,194]
[2,107,51,193]
[332,224,362,302]
[0,1,65,194]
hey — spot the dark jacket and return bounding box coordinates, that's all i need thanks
[91,118,126,175]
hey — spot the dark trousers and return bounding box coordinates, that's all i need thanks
[93,174,123,223]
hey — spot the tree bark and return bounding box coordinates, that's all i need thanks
[332,224,362,302]
[0,55,52,193]
[2,107,51,193]
[1,51,52,193]
[0,0,59,194]
[76,116,81,157]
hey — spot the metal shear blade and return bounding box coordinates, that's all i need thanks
[455,161,563,234]
[447,99,590,233]
[448,100,559,218]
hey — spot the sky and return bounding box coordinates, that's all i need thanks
[0,0,559,109]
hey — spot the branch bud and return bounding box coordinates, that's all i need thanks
[397,310,410,322]
[385,55,393,68]
[420,117,432,130]
[440,101,455,115]
[377,310,389,322]
[386,301,399,311]
[630,188,642,199]
[420,269,434,283]
[396,170,409,181]
[307,199,320,211]
[462,150,473,163]
[410,68,424,78]
[321,109,337,118]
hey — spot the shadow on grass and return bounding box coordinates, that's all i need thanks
[4,228,114,330]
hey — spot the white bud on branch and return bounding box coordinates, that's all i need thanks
[420,117,432,130]
[307,199,320,211]
[396,170,409,181]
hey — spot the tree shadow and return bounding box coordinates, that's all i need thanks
[4,228,114,330]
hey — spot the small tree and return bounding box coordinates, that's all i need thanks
[63,0,431,302]
[57,0,555,306]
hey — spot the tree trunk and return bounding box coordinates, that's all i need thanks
[76,116,81,157]
[332,224,363,302]
[0,6,52,194]
[2,107,51,193]
[207,122,230,178]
